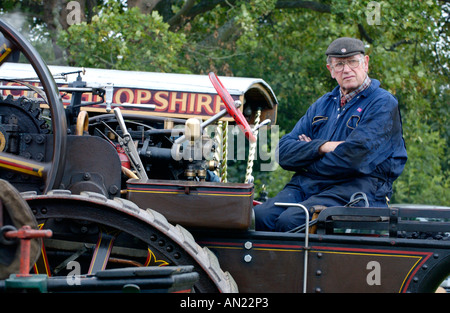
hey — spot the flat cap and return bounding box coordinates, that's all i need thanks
[326,37,365,58]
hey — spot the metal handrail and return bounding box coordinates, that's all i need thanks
[275,202,310,293]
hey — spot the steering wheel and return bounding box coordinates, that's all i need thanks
[0,19,67,193]
[208,72,257,143]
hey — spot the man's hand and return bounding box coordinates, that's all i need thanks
[298,134,311,142]
[298,134,344,155]
[319,141,344,154]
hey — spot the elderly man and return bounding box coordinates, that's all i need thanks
[254,37,408,232]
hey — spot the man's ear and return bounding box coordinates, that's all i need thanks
[326,63,335,79]
[364,55,370,72]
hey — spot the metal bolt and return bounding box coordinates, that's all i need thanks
[23,134,32,144]
[243,254,252,263]
[109,185,119,195]
[244,241,252,250]
[35,135,45,144]
[36,152,44,161]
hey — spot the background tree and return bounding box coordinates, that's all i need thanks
[1,0,448,205]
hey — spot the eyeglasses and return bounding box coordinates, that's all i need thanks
[331,58,363,72]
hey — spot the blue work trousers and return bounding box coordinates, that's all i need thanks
[254,179,371,232]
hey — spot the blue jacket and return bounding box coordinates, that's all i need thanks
[277,79,407,207]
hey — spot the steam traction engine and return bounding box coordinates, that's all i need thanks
[0,18,449,293]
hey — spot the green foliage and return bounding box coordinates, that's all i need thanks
[394,112,450,204]
[58,5,188,73]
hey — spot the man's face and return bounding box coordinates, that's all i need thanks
[327,54,369,94]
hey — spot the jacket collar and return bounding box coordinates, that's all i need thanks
[330,78,381,99]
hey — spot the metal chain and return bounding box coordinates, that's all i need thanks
[214,121,223,178]
[245,109,261,183]
[220,121,228,182]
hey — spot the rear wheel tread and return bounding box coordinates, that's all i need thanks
[22,191,238,293]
